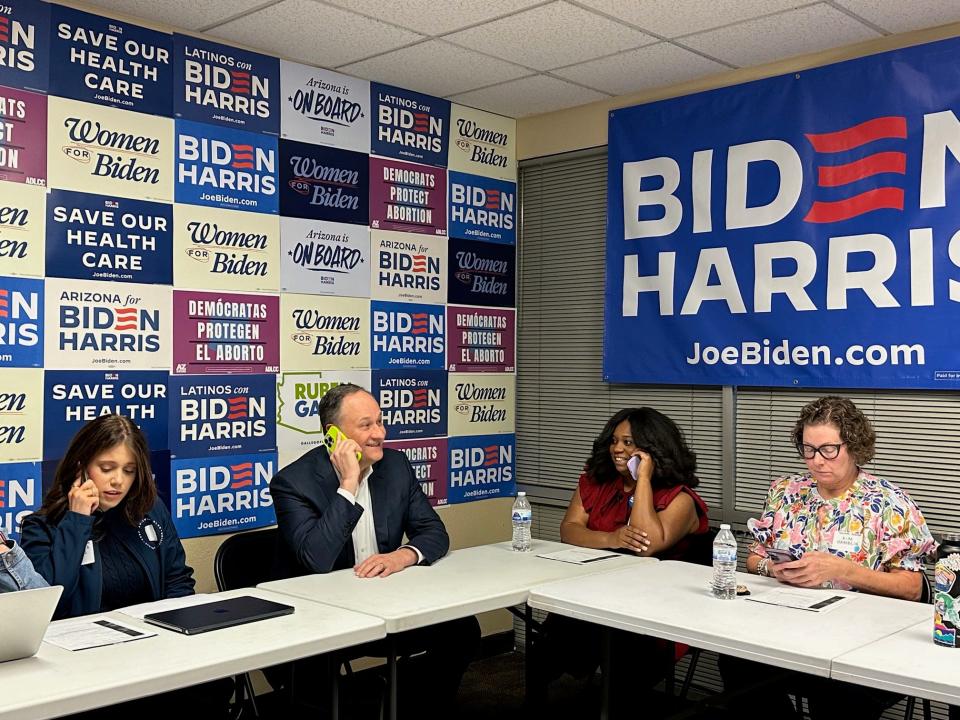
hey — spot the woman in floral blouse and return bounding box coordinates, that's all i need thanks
[721,395,937,720]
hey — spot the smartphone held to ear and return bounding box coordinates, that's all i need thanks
[627,456,640,481]
[323,425,362,462]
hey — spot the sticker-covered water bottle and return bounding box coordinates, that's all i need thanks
[933,532,960,647]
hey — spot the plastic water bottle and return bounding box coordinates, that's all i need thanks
[511,492,532,552]
[711,523,737,599]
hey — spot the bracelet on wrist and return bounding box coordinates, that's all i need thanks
[757,558,771,577]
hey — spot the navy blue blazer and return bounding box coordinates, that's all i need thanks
[271,446,449,577]
[20,499,195,619]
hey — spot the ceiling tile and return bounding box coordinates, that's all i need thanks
[682,4,881,68]
[450,75,608,117]
[445,1,655,71]
[340,40,529,97]
[207,0,424,68]
[553,42,727,96]
[575,0,810,38]
[82,0,272,31]
[323,0,544,36]
[834,0,960,34]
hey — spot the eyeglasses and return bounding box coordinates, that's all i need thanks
[797,442,845,460]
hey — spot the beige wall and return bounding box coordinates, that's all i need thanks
[518,21,960,161]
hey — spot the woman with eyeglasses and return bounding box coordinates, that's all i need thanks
[746,395,934,598]
[720,395,936,720]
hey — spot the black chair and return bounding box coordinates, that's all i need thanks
[672,526,718,700]
[214,528,283,718]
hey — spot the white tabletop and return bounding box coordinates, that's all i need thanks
[528,560,931,678]
[0,588,386,720]
[259,540,653,633]
[832,619,960,705]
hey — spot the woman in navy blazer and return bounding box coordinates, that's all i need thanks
[21,415,194,619]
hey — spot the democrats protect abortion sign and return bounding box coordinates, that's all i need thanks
[384,437,447,507]
[607,36,960,389]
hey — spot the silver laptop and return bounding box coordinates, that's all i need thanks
[0,585,63,662]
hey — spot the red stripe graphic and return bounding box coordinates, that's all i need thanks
[230,462,254,489]
[0,480,6,508]
[818,151,906,187]
[411,254,427,272]
[0,289,8,318]
[114,307,138,331]
[413,112,430,132]
[804,187,904,223]
[410,313,428,335]
[227,396,248,420]
[485,190,500,209]
[483,445,499,467]
[412,389,429,408]
[805,116,907,153]
[231,144,254,169]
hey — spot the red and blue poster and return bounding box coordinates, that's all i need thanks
[384,437,448,507]
[371,82,449,167]
[371,300,445,370]
[607,36,960,389]
[448,171,515,245]
[0,460,42,540]
[370,157,446,236]
[0,85,45,185]
[373,369,446,439]
[447,433,514,504]
[0,1,49,93]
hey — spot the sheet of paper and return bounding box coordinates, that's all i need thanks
[536,548,621,565]
[119,594,212,620]
[44,617,156,651]
[745,588,852,613]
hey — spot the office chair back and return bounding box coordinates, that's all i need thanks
[214,527,280,592]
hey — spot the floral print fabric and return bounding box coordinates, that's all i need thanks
[748,470,936,589]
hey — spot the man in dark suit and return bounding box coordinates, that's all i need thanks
[270,383,480,717]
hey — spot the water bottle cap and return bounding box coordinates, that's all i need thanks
[517,491,526,497]
[719,523,731,530]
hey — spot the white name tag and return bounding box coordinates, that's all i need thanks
[144,523,158,543]
[831,532,861,554]
[81,540,96,566]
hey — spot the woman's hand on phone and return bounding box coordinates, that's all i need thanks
[630,450,654,483]
[69,476,99,516]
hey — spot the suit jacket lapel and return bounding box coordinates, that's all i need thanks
[315,449,357,566]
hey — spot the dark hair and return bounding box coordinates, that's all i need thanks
[792,395,876,465]
[38,415,156,526]
[585,407,699,488]
[317,383,371,429]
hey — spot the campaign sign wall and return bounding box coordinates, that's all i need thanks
[50,6,172,117]
[0,367,41,461]
[279,217,369,297]
[280,293,369,371]
[0,275,42,367]
[447,306,515,373]
[447,433,515,505]
[373,369,446,439]
[0,461,42,540]
[606,36,960,389]
[371,230,446,305]
[371,82,449,167]
[42,370,168,460]
[384,437,448,506]
[370,157,446,235]
[447,237,515,308]
[0,1,49,93]
[173,34,279,135]
[279,139,368,225]
[0,181,44,278]
[275,369,369,467]
[173,204,279,292]
[44,279,170,370]
[448,104,516,181]
[0,85,45,185]
[172,290,279,375]
[448,171,515,245]
[371,300,445,370]
[448,372,515,436]
[169,374,275,458]
[280,60,369,153]
[171,451,276,538]
[47,97,173,202]
[175,119,278,214]
[46,190,172,285]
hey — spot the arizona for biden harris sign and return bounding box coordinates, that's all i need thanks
[606,37,960,389]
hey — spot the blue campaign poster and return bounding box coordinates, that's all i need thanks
[46,190,173,285]
[173,34,279,135]
[0,460,42,540]
[370,82,449,167]
[372,369,446,439]
[446,433,515,504]
[50,5,173,116]
[0,1,50,93]
[0,275,42,367]
[448,171,516,245]
[370,300,445,370]
[278,139,368,225]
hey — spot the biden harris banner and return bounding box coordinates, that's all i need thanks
[606,37,960,389]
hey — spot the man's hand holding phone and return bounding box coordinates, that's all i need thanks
[324,425,364,495]
[69,475,100,516]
